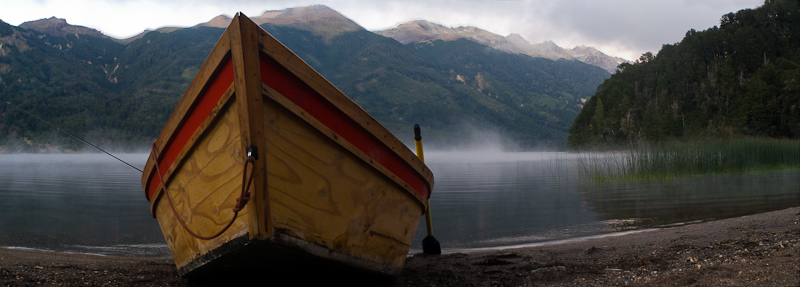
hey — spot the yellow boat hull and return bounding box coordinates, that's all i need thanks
[142,13,432,277]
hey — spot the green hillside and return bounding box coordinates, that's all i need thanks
[0,19,125,151]
[0,18,609,152]
[409,39,608,146]
[568,0,800,149]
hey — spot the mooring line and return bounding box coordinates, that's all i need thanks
[5,101,143,173]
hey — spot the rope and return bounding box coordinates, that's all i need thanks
[5,101,143,173]
[150,141,255,240]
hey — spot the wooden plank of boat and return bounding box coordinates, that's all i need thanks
[140,13,434,277]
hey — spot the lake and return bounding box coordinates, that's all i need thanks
[0,152,797,257]
[412,151,799,252]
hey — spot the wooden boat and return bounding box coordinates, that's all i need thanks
[141,13,433,277]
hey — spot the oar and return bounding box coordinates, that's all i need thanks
[414,124,441,255]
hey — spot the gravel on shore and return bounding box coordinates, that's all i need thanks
[2,207,798,286]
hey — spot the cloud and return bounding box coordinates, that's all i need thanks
[510,0,764,60]
[0,0,765,59]
[333,0,764,60]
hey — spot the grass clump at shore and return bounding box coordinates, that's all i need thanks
[578,138,800,182]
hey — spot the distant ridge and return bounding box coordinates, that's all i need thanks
[15,7,627,72]
[0,5,610,151]
[375,20,628,73]
[20,17,110,39]
[199,5,362,39]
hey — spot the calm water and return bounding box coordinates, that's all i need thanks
[411,151,800,252]
[1,152,798,257]
[0,153,165,257]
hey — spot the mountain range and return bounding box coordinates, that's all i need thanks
[196,8,627,73]
[375,20,627,73]
[0,5,611,152]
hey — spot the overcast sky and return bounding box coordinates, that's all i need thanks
[0,0,765,61]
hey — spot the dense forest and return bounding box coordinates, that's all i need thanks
[0,23,221,151]
[0,16,609,152]
[568,0,800,149]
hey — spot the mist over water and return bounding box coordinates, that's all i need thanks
[1,151,797,258]
[0,153,167,257]
[413,122,566,153]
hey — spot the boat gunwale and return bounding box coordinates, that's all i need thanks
[147,85,237,216]
[252,25,434,199]
[260,82,427,207]
[142,27,235,202]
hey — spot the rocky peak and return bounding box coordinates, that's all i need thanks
[506,33,530,48]
[376,20,454,43]
[376,21,629,73]
[527,40,571,60]
[202,15,232,28]
[253,5,353,25]
[376,20,507,46]
[259,6,363,39]
[19,17,108,39]
[570,45,629,73]
[198,5,363,39]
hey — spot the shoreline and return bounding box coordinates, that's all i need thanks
[2,207,798,286]
[440,228,663,255]
[398,206,799,286]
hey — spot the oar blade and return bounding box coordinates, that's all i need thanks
[422,235,441,255]
[414,124,441,255]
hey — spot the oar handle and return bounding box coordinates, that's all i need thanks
[414,124,441,254]
[413,124,432,236]
[414,124,424,163]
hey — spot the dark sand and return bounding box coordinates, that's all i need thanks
[2,207,798,286]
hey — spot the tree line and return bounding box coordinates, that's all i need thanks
[568,0,800,149]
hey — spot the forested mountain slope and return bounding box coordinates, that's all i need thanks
[0,7,609,152]
[568,0,800,149]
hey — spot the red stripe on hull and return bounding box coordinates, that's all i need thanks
[145,54,430,201]
[146,57,235,201]
[258,54,430,199]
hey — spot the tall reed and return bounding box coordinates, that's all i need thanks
[578,138,800,182]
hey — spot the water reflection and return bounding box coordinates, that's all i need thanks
[415,152,598,250]
[413,151,800,253]
[0,153,167,257]
[581,169,800,227]
[1,152,797,257]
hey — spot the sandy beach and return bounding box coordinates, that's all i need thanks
[2,207,798,286]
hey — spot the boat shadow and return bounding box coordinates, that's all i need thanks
[180,240,400,286]
[183,261,397,286]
